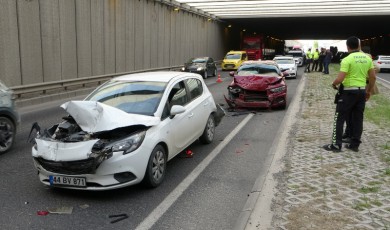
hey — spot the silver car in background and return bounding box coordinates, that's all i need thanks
[0,81,20,153]
[273,56,298,79]
[287,50,306,67]
[373,55,390,73]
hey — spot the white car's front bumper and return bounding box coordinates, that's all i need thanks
[32,142,153,191]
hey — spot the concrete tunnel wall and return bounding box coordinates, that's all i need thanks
[0,0,231,87]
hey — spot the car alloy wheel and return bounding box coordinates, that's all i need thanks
[200,114,215,144]
[0,116,15,154]
[143,145,167,188]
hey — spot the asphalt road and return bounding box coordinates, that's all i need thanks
[377,72,390,87]
[0,68,304,230]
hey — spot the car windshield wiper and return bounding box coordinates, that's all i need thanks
[128,90,163,95]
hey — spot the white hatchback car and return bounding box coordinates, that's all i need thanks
[373,55,390,73]
[273,56,298,78]
[30,72,224,190]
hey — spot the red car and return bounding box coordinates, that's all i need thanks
[224,60,287,110]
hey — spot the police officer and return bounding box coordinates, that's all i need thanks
[305,48,313,72]
[311,48,320,71]
[323,36,376,152]
[317,48,326,72]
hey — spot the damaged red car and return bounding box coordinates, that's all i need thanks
[224,60,287,110]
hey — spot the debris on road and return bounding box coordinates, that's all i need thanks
[79,204,89,209]
[47,206,73,214]
[186,149,193,158]
[37,211,49,216]
[109,213,129,223]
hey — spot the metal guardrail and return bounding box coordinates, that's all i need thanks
[10,66,183,99]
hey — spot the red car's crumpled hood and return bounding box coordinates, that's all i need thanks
[233,75,282,91]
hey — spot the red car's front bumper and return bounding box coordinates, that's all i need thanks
[224,92,286,109]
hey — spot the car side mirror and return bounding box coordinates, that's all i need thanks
[229,71,235,77]
[170,105,186,118]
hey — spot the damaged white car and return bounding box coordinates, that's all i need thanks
[30,72,224,190]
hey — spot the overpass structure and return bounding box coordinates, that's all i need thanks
[1,0,390,88]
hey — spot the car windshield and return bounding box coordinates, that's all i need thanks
[237,64,280,77]
[380,56,390,61]
[274,59,295,64]
[225,54,241,59]
[85,80,167,116]
[190,58,206,63]
[288,52,303,57]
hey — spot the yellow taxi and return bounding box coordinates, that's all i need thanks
[221,51,248,71]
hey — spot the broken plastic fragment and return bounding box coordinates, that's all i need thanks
[109,213,129,223]
[79,204,89,209]
[37,211,49,216]
[48,206,73,214]
[186,150,193,158]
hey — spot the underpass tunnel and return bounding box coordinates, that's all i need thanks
[222,15,390,56]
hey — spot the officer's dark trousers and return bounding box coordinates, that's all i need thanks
[332,89,366,149]
[312,60,318,71]
[305,60,312,72]
[318,61,324,72]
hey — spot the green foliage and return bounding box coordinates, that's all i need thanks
[358,186,380,194]
[365,94,390,126]
[353,201,371,211]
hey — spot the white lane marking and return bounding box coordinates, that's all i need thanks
[377,76,390,84]
[135,113,255,230]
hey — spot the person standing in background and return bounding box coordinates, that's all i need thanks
[305,48,313,73]
[317,48,326,72]
[311,48,320,71]
[323,49,333,74]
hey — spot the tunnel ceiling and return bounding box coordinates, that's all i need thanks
[223,15,390,40]
[174,0,390,40]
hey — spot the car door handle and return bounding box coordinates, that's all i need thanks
[188,113,194,118]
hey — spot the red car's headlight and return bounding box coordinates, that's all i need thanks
[269,85,286,93]
[228,86,241,94]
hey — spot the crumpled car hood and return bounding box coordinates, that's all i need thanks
[61,101,160,133]
[233,75,282,91]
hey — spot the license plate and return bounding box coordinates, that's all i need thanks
[49,175,86,187]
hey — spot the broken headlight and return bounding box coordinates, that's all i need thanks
[108,130,146,155]
[269,85,286,93]
[228,86,241,94]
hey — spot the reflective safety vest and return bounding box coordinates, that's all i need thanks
[306,52,313,59]
[313,51,319,60]
[340,51,374,87]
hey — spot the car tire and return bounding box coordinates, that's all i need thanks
[142,145,167,188]
[0,116,16,154]
[199,114,215,144]
[203,70,208,79]
[280,97,287,109]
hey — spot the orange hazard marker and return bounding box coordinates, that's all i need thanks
[216,74,223,83]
